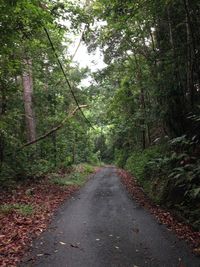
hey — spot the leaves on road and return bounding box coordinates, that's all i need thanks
[0,177,79,267]
[70,243,80,248]
[0,167,101,266]
[59,242,66,245]
[118,168,200,254]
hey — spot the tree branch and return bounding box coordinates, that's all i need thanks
[21,105,88,149]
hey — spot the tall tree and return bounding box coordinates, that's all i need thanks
[22,57,36,142]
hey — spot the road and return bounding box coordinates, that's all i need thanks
[20,167,200,267]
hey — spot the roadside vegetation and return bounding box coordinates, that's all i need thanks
[50,164,95,186]
[0,163,96,266]
[85,0,200,232]
[124,139,200,230]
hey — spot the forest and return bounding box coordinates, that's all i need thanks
[0,0,200,265]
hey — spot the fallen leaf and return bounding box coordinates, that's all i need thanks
[118,169,200,251]
[193,247,200,255]
[59,241,66,245]
[70,244,79,248]
[133,228,139,233]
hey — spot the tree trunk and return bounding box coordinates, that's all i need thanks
[72,132,77,164]
[140,87,146,150]
[0,85,6,164]
[167,6,184,95]
[22,58,36,142]
[186,13,194,107]
[52,132,57,167]
[133,54,147,150]
[183,0,196,107]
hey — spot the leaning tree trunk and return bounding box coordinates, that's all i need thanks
[22,58,36,142]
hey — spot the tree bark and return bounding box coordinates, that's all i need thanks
[167,6,184,95]
[72,132,77,164]
[183,0,196,107]
[185,13,194,106]
[22,58,36,142]
[133,54,146,150]
[0,85,6,164]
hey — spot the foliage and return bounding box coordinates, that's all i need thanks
[125,136,200,229]
[0,203,34,216]
[81,0,200,229]
[114,149,128,168]
[86,0,200,156]
[50,164,94,186]
[0,0,95,184]
[125,146,164,181]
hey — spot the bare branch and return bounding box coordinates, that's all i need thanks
[20,105,88,149]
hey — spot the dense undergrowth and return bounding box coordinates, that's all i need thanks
[49,163,95,186]
[0,149,100,188]
[116,136,200,231]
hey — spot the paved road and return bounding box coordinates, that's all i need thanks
[21,167,200,267]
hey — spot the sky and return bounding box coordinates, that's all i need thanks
[68,34,106,87]
[69,38,106,71]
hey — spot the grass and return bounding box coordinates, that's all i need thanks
[50,164,95,187]
[51,178,75,186]
[0,203,34,216]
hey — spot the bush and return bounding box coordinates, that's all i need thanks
[50,164,94,187]
[124,136,200,230]
[115,149,128,168]
[125,145,164,181]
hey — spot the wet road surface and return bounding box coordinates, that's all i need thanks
[20,167,200,267]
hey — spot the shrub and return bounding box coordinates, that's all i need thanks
[115,149,128,168]
[50,164,94,187]
[125,145,164,181]
[124,136,200,230]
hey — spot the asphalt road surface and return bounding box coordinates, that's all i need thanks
[20,167,200,267]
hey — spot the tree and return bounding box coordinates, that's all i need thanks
[0,0,95,181]
[22,57,36,142]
